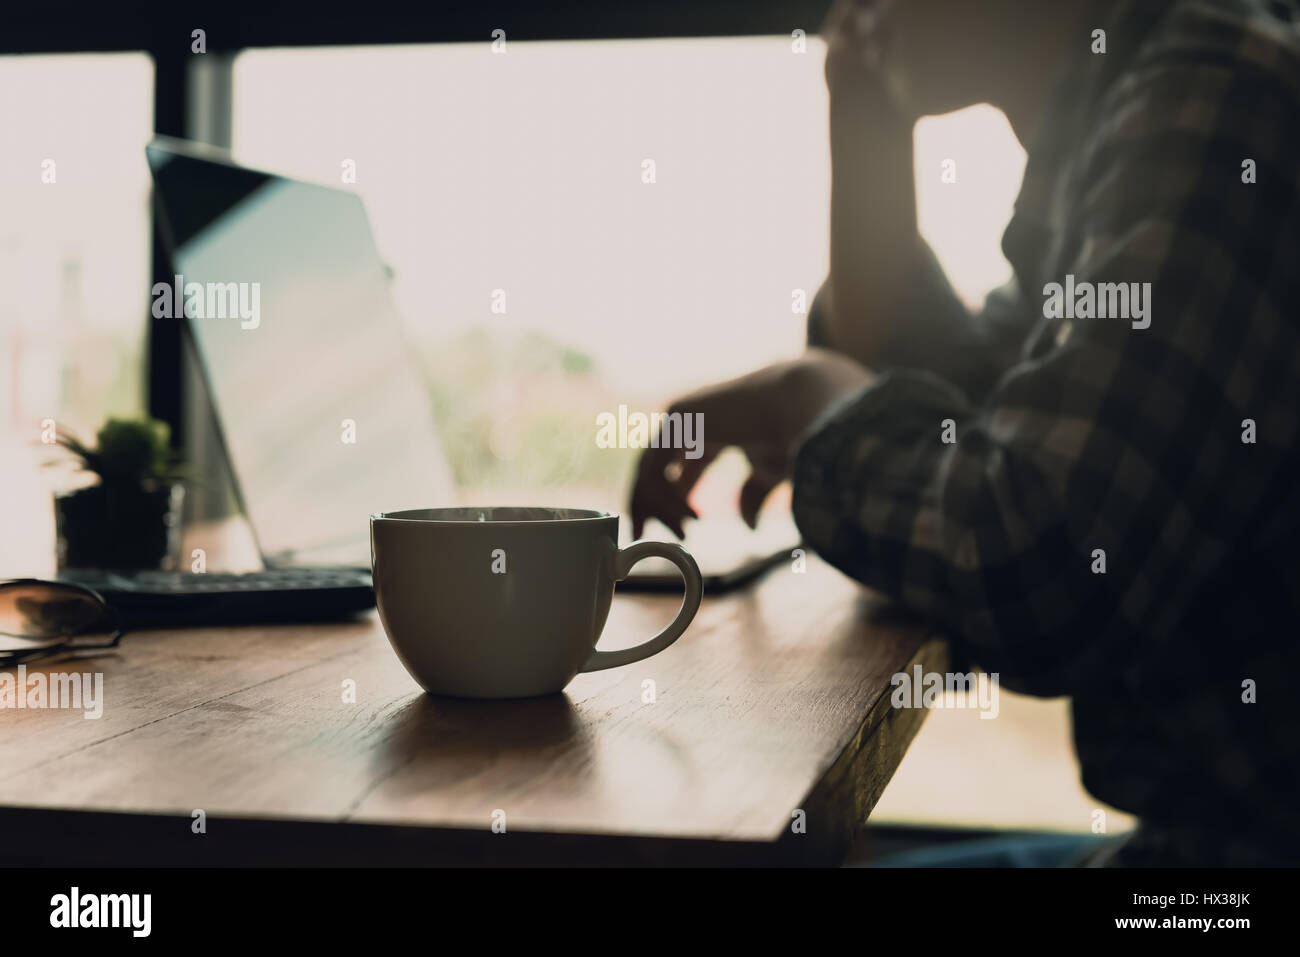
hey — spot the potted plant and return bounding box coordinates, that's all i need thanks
[50,418,188,571]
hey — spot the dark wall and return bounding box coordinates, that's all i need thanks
[4,1,831,54]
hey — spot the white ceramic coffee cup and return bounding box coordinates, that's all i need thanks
[370,507,703,698]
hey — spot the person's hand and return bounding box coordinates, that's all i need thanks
[822,0,900,106]
[629,348,873,539]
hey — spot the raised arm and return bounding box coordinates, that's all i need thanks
[818,0,1032,403]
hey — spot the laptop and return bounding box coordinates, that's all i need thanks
[62,137,799,626]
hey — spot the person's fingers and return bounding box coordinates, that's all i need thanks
[825,0,894,79]
[630,367,788,537]
[660,499,696,540]
[630,445,673,538]
[825,0,883,39]
[739,457,785,530]
[630,441,701,539]
[631,479,677,539]
[820,0,857,36]
[632,485,696,539]
[630,496,647,540]
[669,442,720,502]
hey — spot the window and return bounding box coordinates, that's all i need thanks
[233,38,828,513]
[232,38,1023,515]
[0,53,154,436]
[0,53,153,574]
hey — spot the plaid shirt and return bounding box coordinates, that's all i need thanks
[796,0,1300,865]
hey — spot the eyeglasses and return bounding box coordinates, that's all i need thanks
[0,579,124,664]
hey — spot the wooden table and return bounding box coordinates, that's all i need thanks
[0,522,944,866]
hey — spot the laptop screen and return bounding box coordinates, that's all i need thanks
[147,140,457,566]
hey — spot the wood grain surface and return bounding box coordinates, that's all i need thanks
[0,521,943,866]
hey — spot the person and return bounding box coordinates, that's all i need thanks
[629,0,1300,866]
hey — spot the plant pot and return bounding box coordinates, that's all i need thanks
[55,481,186,571]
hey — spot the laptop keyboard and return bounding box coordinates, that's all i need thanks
[105,568,370,593]
[58,567,375,628]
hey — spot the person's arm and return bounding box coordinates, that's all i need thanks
[793,60,1300,695]
[817,1,1032,403]
[808,264,1031,405]
[823,77,923,368]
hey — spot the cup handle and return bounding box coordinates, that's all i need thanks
[579,540,703,673]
